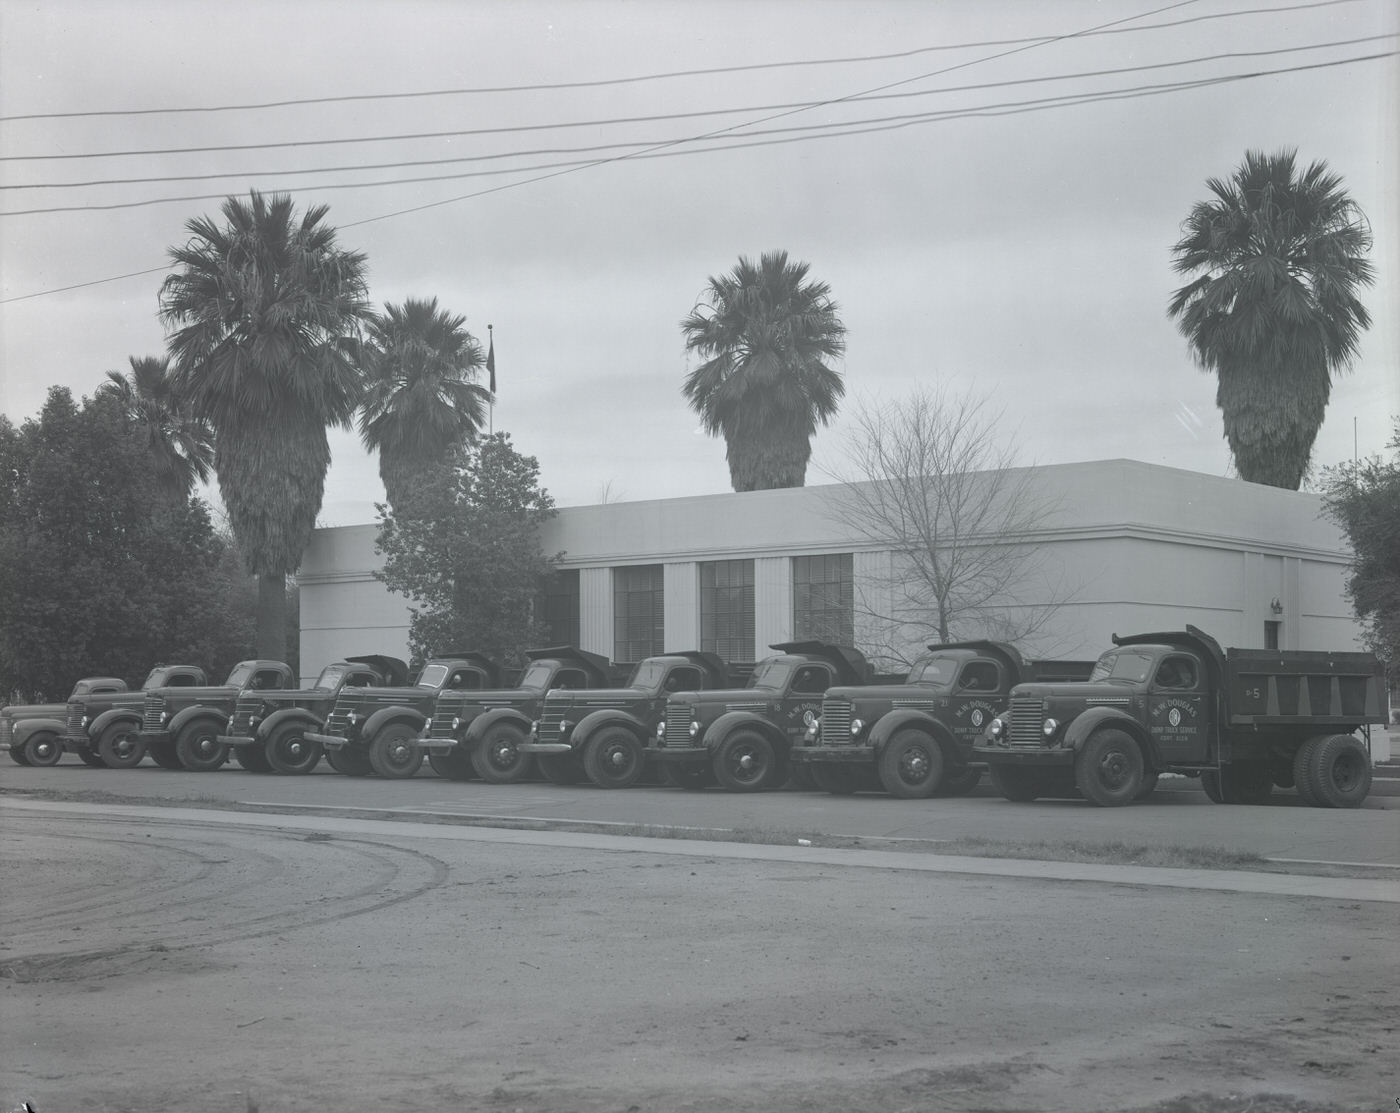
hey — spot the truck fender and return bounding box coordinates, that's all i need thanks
[14,717,65,746]
[867,709,960,763]
[703,710,787,754]
[89,707,141,738]
[256,707,323,742]
[168,705,229,737]
[1063,707,1159,768]
[571,709,649,751]
[463,706,534,745]
[362,705,428,741]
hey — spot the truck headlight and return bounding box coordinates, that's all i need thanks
[82,716,91,729]
[656,721,665,740]
[1042,718,1059,738]
[850,718,864,737]
[452,717,461,731]
[347,712,358,725]
[685,721,697,737]
[988,717,1006,740]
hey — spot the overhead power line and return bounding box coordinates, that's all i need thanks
[4,33,1390,179]
[0,0,1362,123]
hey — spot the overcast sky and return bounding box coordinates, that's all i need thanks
[2,0,1396,527]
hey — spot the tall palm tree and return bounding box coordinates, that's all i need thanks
[99,355,213,500]
[159,190,371,660]
[681,250,847,491]
[358,296,491,512]
[1168,149,1374,489]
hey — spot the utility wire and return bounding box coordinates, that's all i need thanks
[6,33,1391,187]
[0,0,1363,122]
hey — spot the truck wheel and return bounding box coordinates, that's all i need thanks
[266,725,321,775]
[713,730,775,792]
[538,754,584,785]
[234,745,273,773]
[429,750,477,780]
[938,766,983,798]
[8,746,30,766]
[97,720,145,769]
[810,766,859,794]
[472,723,531,784]
[988,763,1041,802]
[1135,771,1160,801]
[1306,734,1372,808]
[23,731,62,767]
[665,763,716,790]
[583,727,646,789]
[878,729,944,798]
[368,724,423,779]
[1206,763,1272,805]
[325,746,374,777]
[147,739,184,770]
[175,721,229,772]
[1074,729,1143,807]
[1291,739,1322,805]
[77,748,107,768]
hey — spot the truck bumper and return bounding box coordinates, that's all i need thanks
[215,735,255,748]
[790,745,874,765]
[423,735,460,753]
[648,745,709,765]
[141,730,173,747]
[518,742,571,755]
[303,731,346,751]
[975,746,1075,766]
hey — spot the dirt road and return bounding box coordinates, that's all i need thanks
[1,803,1394,1113]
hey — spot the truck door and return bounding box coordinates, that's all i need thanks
[784,665,833,739]
[951,660,1002,746]
[1147,654,1207,763]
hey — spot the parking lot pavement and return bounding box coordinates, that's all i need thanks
[4,761,1399,867]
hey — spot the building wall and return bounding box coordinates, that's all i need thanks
[296,460,1362,684]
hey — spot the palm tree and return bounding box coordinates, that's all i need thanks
[681,250,847,491]
[1168,149,1374,489]
[159,191,371,660]
[99,355,213,500]
[358,297,491,512]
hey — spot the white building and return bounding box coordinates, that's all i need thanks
[298,459,1364,683]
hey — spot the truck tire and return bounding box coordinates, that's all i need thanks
[472,723,531,784]
[810,765,859,794]
[878,729,944,798]
[368,723,424,779]
[1074,729,1143,807]
[988,763,1042,802]
[1292,738,1322,805]
[713,729,775,792]
[938,765,983,797]
[538,753,584,785]
[147,738,184,770]
[325,746,373,777]
[175,721,229,772]
[665,763,716,790]
[583,727,646,789]
[1306,734,1372,808]
[77,747,107,768]
[23,731,62,767]
[266,725,321,775]
[429,749,477,780]
[234,745,273,773]
[8,746,30,766]
[98,720,145,769]
[1203,763,1272,805]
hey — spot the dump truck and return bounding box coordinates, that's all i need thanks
[976,625,1386,807]
[651,641,873,792]
[305,654,499,778]
[791,641,1093,797]
[216,656,407,774]
[63,664,208,768]
[520,650,731,788]
[139,660,296,771]
[422,646,615,783]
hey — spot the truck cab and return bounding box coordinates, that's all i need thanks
[216,656,404,775]
[139,660,295,772]
[652,641,871,792]
[423,646,615,783]
[521,650,730,789]
[305,654,498,779]
[4,677,128,767]
[64,664,207,769]
[790,642,1091,798]
[977,625,1386,807]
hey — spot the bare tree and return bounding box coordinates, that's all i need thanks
[823,386,1073,666]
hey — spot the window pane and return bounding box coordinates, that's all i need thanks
[700,559,754,662]
[614,565,664,663]
[541,569,580,647]
[792,554,853,645]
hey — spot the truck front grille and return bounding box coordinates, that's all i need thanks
[0,719,11,747]
[143,694,166,730]
[66,702,86,739]
[1007,696,1044,747]
[535,703,565,744]
[819,698,853,745]
[429,704,458,737]
[663,704,692,746]
[225,694,261,739]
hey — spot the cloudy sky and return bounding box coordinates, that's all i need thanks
[2,0,1396,526]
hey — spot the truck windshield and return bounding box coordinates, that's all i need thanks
[747,660,793,690]
[142,669,169,688]
[908,657,957,687]
[314,666,346,690]
[225,663,255,687]
[628,661,667,688]
[520,662,556,689]
[1089,651,1156,683]
[417,664,448,689]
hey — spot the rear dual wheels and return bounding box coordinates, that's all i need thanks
[368,724,423,779]
[429,749,478,781]
[175,721,229,772]
[665,763,716,790]
[325,745,374,777]
[583,727,646,789]
[266,724,321,775]
[538,753,584,785]
[98,721,145,769]
[234,745,273,773]
[472,723,531,784]
[1294,734,1371,808]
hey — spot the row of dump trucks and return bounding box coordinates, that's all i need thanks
[2,627,1386,808]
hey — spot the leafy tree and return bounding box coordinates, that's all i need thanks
[1168,149,1375,489]
[1321,418,1400,686]
[823,386,1073,668]
[681,250,846,491]
[374,433,558,669]
[99,354,214,499]
[358,296,491,512]
[0,387,258,700]
[160,190,370,661]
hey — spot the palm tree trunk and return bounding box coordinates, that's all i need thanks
[257,572,287,662]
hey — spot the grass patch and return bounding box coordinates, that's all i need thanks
[931,836,1267,871]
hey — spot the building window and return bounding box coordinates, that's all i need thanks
[614,565,664,664]
[700,559,755,663]
[793,554,854,646]
[1264,620,1281,651]
[540,569,580,647]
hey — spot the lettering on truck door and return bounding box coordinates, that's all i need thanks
[784,665,833,739]
[951,660,1001,743]
[1147,654,1207,762]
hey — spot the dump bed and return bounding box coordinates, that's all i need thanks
[1224,648,1386,728]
